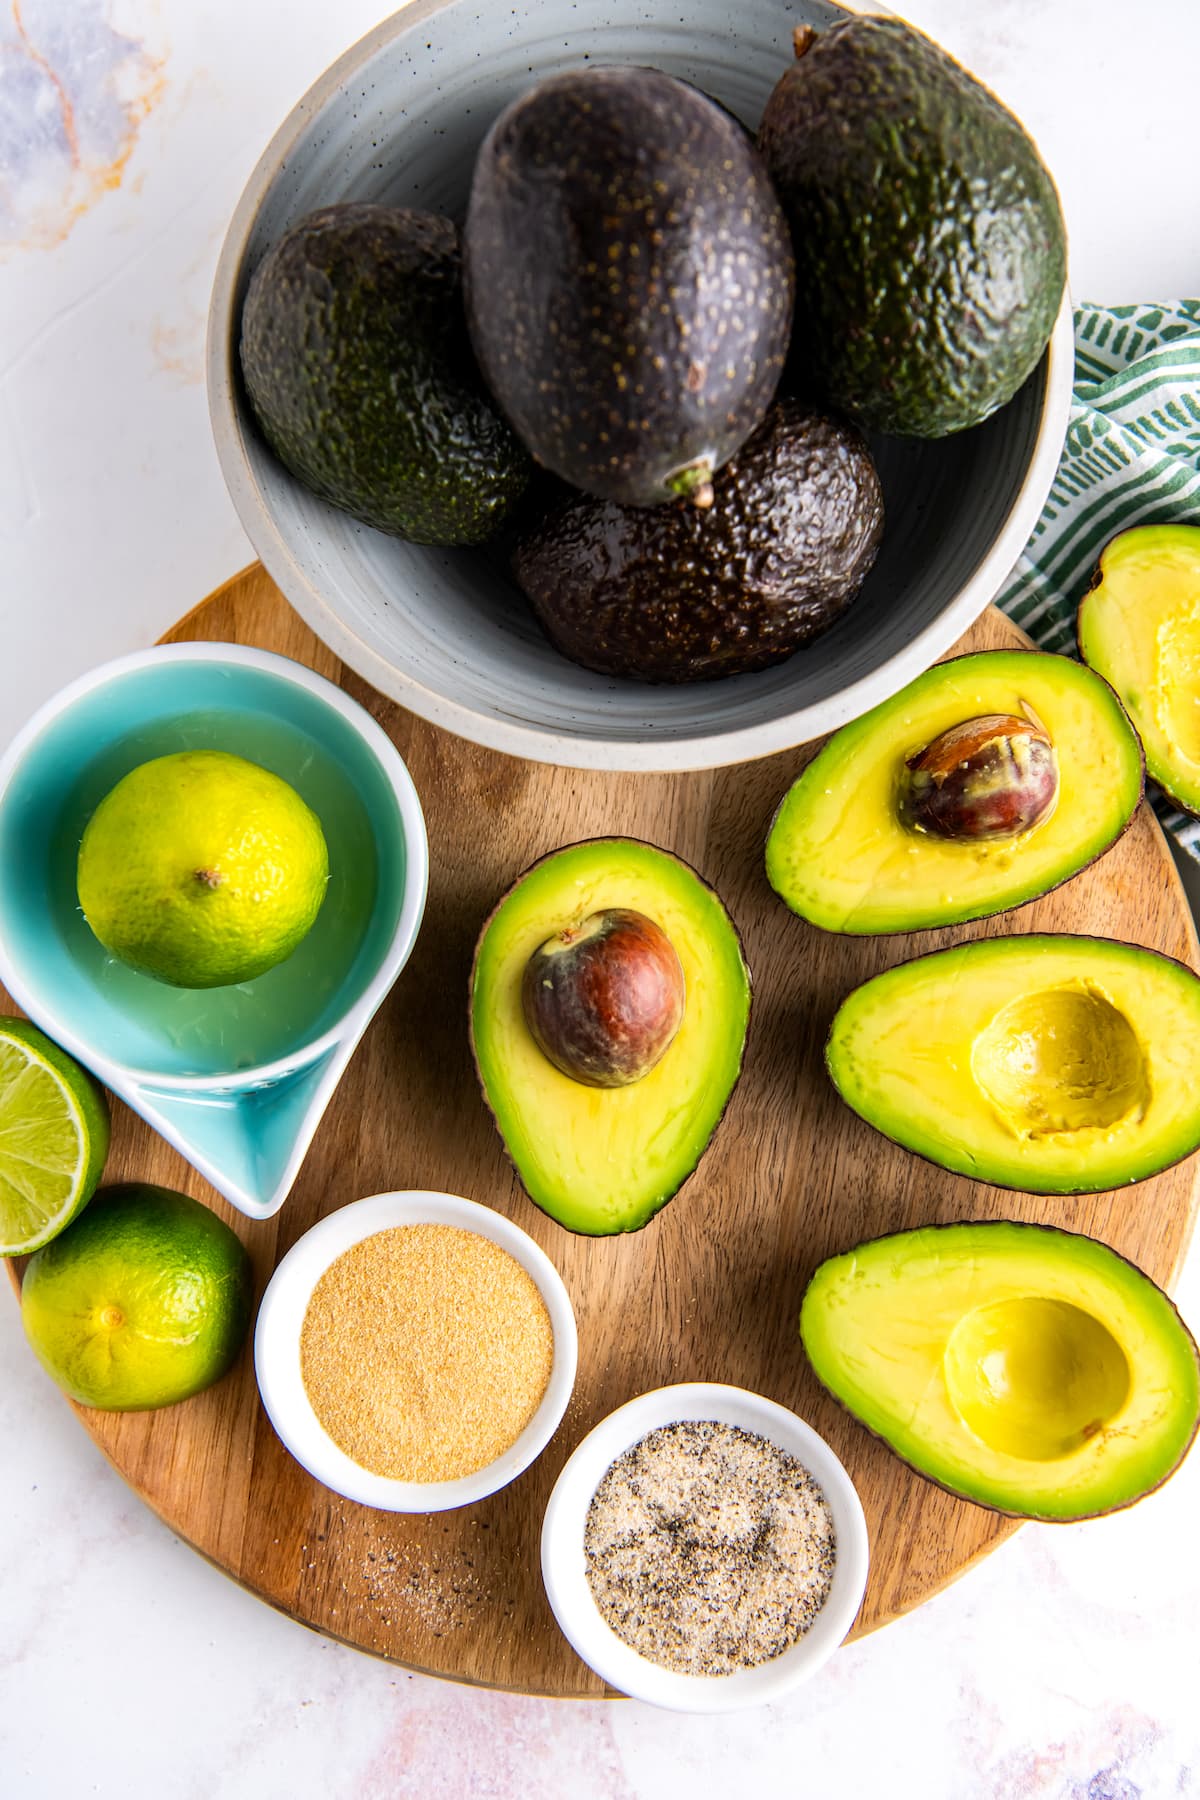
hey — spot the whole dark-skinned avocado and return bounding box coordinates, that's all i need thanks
[239,203,531,544]
[463,66,794,508]
[470,839,750,1235]
[511,398,883,682]
[758,17,1067,436]
[801,1221,1200,1520]
[766,650,1144,933]
[825,935,1200,1194]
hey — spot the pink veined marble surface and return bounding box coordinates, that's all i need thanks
[3,2,1200,1795]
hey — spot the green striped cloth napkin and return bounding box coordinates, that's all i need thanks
[995,299,1200,858]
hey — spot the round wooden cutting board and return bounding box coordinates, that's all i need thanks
[7,564,1200,1696]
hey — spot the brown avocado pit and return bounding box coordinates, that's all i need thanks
[904,712,1059,841]
[511,398,884,682]
[521,907,685,1089]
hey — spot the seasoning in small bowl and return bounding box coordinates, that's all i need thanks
[255,1191,577,1511]
[541,1383,868,1711]
[300,1222,554,1483]
[584,1418,837,1678]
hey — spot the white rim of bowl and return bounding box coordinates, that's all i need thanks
[0,640,430,1093]
[253,1189,579,1511]
[205,1,1076,774]
[540,1381,869,1712]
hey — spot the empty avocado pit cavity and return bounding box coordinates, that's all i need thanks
[943,1297,1131,1461]
[971,983,1150,1138]
[824,936,1200,1194]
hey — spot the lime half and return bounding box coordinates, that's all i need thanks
[0,1019,110,1256]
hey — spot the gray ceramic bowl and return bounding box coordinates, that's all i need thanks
[207,0,1073,772]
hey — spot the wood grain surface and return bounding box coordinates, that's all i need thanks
[6,563,1199,1696]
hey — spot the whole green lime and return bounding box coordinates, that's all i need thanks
[76,750,329,988]
[20,1182,254,1410]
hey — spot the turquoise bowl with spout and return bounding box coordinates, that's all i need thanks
[0,643,428,1219]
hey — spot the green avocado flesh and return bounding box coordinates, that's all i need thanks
[766,652,1143,934]
[827,935,1200,1194]
[470,840,750,1234]
[1078,524,1200,816]
[757,16,1066,436]
[800,1221,1200,1519]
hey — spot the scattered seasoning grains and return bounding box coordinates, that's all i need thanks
[584,1419,836,1677]
[299,1224,553,1482]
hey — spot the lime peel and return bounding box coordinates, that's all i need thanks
[76,750,330,989]
[20,1182,253,1410]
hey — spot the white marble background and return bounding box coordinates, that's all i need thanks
[3,2,1200,1794]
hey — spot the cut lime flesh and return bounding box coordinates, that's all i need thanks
[0,1021,110,1255]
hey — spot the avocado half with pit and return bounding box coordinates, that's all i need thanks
[766,651,1144,935]
[1078,523,1200,815]
[470,839,751,1234]
[800,1221,1200,1520]
[826,935,1200,1193]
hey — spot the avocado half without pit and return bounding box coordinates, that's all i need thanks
[826,935,1200,1194]
[1078,524,1200,816]
[800,1222,1200,1520]
[521,908,686,1089]
[470,839,750,1235]
[766,651,1144,935]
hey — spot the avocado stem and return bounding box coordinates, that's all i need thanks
[667,458,716,509]
[793,24,816,59]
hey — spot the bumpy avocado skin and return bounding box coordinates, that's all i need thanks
[463,67,795,507]
[1078,523,1200,818]
[758,17,1066,437]
[511,398,883,681]
[239,204,531,545]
